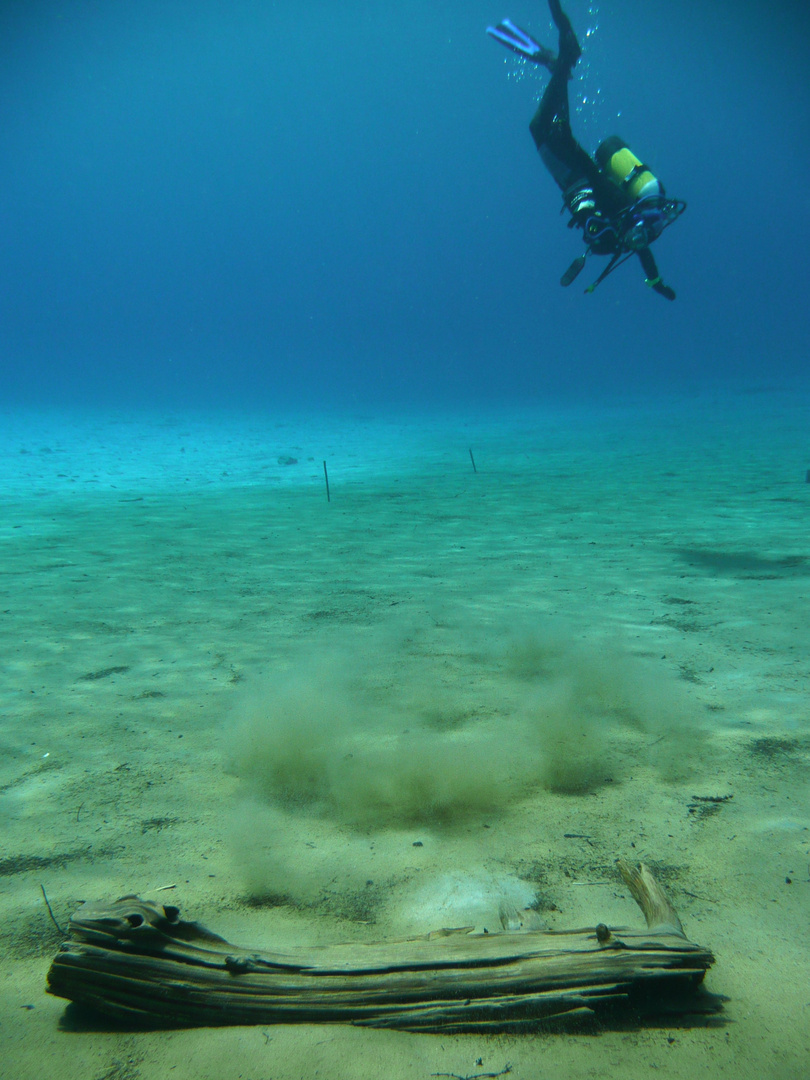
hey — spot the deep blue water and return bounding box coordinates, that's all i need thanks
[2,0,809,411]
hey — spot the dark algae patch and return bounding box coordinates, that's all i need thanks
[748,736,800,758]
[0,848,92,877]
[78,665,130,681]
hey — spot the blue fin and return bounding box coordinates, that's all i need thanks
[486,19,554,65]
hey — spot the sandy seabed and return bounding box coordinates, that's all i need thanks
[1,392,808,1080]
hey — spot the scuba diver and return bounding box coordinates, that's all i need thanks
[487,0,685,299]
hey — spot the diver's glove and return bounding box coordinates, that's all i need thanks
[646,276,676,301]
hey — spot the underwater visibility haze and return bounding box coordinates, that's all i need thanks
[1,0,810,408]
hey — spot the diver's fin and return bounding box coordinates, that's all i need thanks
[560,254,587,287]
[547,0,582,67]
[486,19,555,67]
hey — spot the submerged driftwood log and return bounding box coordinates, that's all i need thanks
[46,860,717,1032]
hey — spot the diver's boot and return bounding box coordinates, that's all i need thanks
[533,44,557,71]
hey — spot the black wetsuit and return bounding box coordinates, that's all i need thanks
[529,0,675,299]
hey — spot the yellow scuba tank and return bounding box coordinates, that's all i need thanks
[595,135,663,201]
